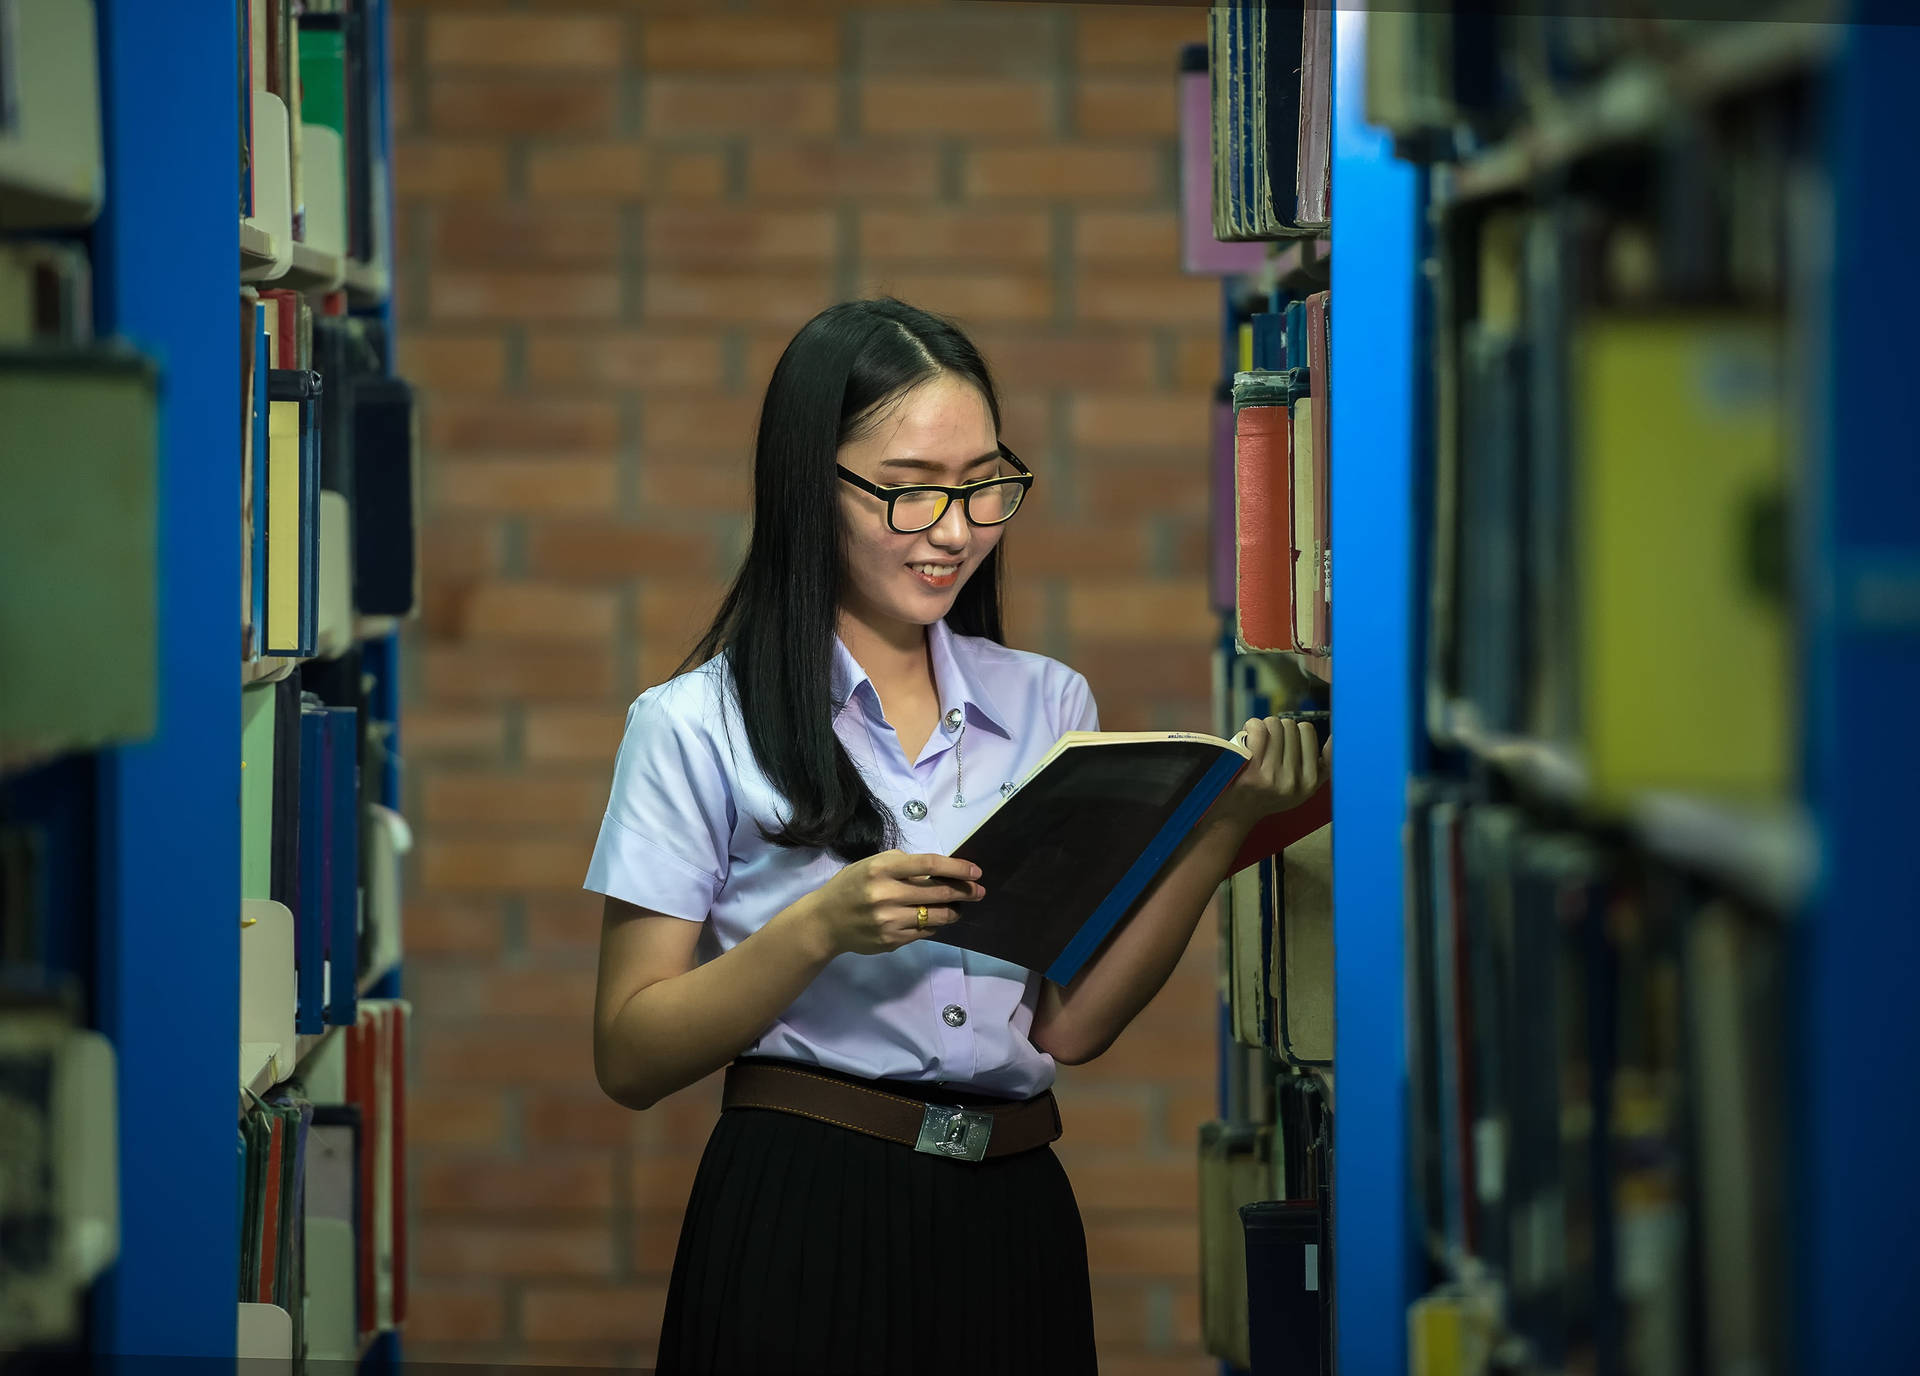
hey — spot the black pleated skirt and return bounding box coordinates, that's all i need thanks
[654,1063,1098,1376]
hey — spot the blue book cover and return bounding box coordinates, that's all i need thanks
[295,699,327,1034]
[325,705,359,1028]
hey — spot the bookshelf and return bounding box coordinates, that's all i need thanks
[0,0,412,1368]
[1327,2,1920,1373]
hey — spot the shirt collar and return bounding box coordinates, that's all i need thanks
[830,618,1012,740]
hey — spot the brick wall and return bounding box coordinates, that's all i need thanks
[392,3,1222,1371]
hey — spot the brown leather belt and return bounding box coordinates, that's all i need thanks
[721,1059,1062,1163]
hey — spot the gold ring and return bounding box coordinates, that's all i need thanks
[916,905,929,930]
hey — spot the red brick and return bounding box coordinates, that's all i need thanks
[426,15,626,70]
[524,521,718,582]
[1074,641,1213,708]
[1098,1358,1217,1376]
[401,706,509,762]
[521,1285,669,1344]
[525,145,729,202]
[1058,1156,1198,1212]
[1075,8,1208,71]
[405,1281,507,1345]
[524,1088,639,1150]
[859,208,1051,266]
[432,204,622,268]
[859,78,1054,136]
[644,394,760,455]
[636,580,730,663]
[1171,327,1225,388]
[420,836,599,893]
[421,644,617,703]
[646,78,837,135]
[524,706,629,765]
[644,269,830,325]
[748,142,940,199]
[428,397,621,453]
[405,1086,512,1151]
[1078,78,1181,136]
[428,271,622,323]
[1080,1219,1200,1280]
[422,768,611,829]
[525,896,606,958]
[1072,393,1205,449]
[398,331,509,390]
[631,1210,686,1277]
[1053,1085,1152,1152]
[1080,457,1208,521]
[645,15,840,71]
[628,1153,703,1209]
[859,10,1057,76]
[396,140,509,197]
[857,271,1054,323]
[510,1343,647,1370]
[451,582,620,641]
[431,458,617,515]
[1169,1278,1203,1346]
[414,1223,613,1279]
[965,145,1161,200]
[631,1077,725,1155]
[647,207,837,269]
[634,462,746,519]
[1090,1279,1157,1348]
[971,329,1158,389]
[1076,274,1220,326]
[428,77,618,136]
[414,1018,597,1086]
[1001,525,1150,578]
[527,331,728,391]
[402,897,509,961]
[1076,209,1180,266]
[418,1153,616,1212]
[421,516,506,580]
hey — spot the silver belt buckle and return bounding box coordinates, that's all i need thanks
[915,1103,993,1162]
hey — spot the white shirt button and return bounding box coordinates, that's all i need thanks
[942,1004,968,1028]
[903,799,928,821]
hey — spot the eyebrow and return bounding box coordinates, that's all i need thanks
[877,451,1002,477]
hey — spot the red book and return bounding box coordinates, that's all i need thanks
[257,1114,284,1304]
[1234,396,1296,653]
[390,1003,409,1328]
[1307,292,1332,659]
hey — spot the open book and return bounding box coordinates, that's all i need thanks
[928,728,1330,985]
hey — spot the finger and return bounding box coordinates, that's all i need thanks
[894,878,983,905]
[1271,716,1299,792]
[1241,716,1268,764]
[901,906,962,939]
[1297,722,1321,793]
[889,852,983,882]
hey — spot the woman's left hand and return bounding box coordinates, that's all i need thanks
[1216,715,1329,827]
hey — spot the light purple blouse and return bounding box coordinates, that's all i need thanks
[582,617,1099,1099]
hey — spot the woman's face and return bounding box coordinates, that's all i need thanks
[836,373,1005,638]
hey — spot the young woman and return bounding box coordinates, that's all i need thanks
[585,298,1326,1375]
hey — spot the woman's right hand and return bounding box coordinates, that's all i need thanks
[801,850,984,956]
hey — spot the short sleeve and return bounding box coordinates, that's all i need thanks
[582,680,735,921]
[1058,668,1100,734]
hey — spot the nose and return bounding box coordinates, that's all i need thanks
[927,494,971,550]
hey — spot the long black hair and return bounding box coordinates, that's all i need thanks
[673,298,1007,864]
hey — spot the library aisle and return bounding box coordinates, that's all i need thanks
[2,3,1915,1376]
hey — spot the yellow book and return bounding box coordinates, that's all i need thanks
[1574,314,1791,803]
[266,392,302,653]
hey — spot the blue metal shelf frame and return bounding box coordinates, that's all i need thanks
[1802,8,1920,1371]
[1330,10,1419,1374]
[90,0,239,1360]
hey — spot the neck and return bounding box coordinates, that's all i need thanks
[837,608,932,691]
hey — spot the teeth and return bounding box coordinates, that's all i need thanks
[911,564,958,576]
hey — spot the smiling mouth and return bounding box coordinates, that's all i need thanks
[909,562,960,587]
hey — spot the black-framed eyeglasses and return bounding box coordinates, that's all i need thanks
[836,445,1034,534]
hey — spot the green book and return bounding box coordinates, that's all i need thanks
[241,683,278,901]
[297,25,346,137]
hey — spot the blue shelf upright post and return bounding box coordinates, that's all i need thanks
[1802,7,1920,1371]
[1330,8,1419,1373]
[90,0,240,1361]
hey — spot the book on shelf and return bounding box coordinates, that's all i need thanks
[928,725,1328,986]
[0,0,103,230]
[0,346,160,768]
